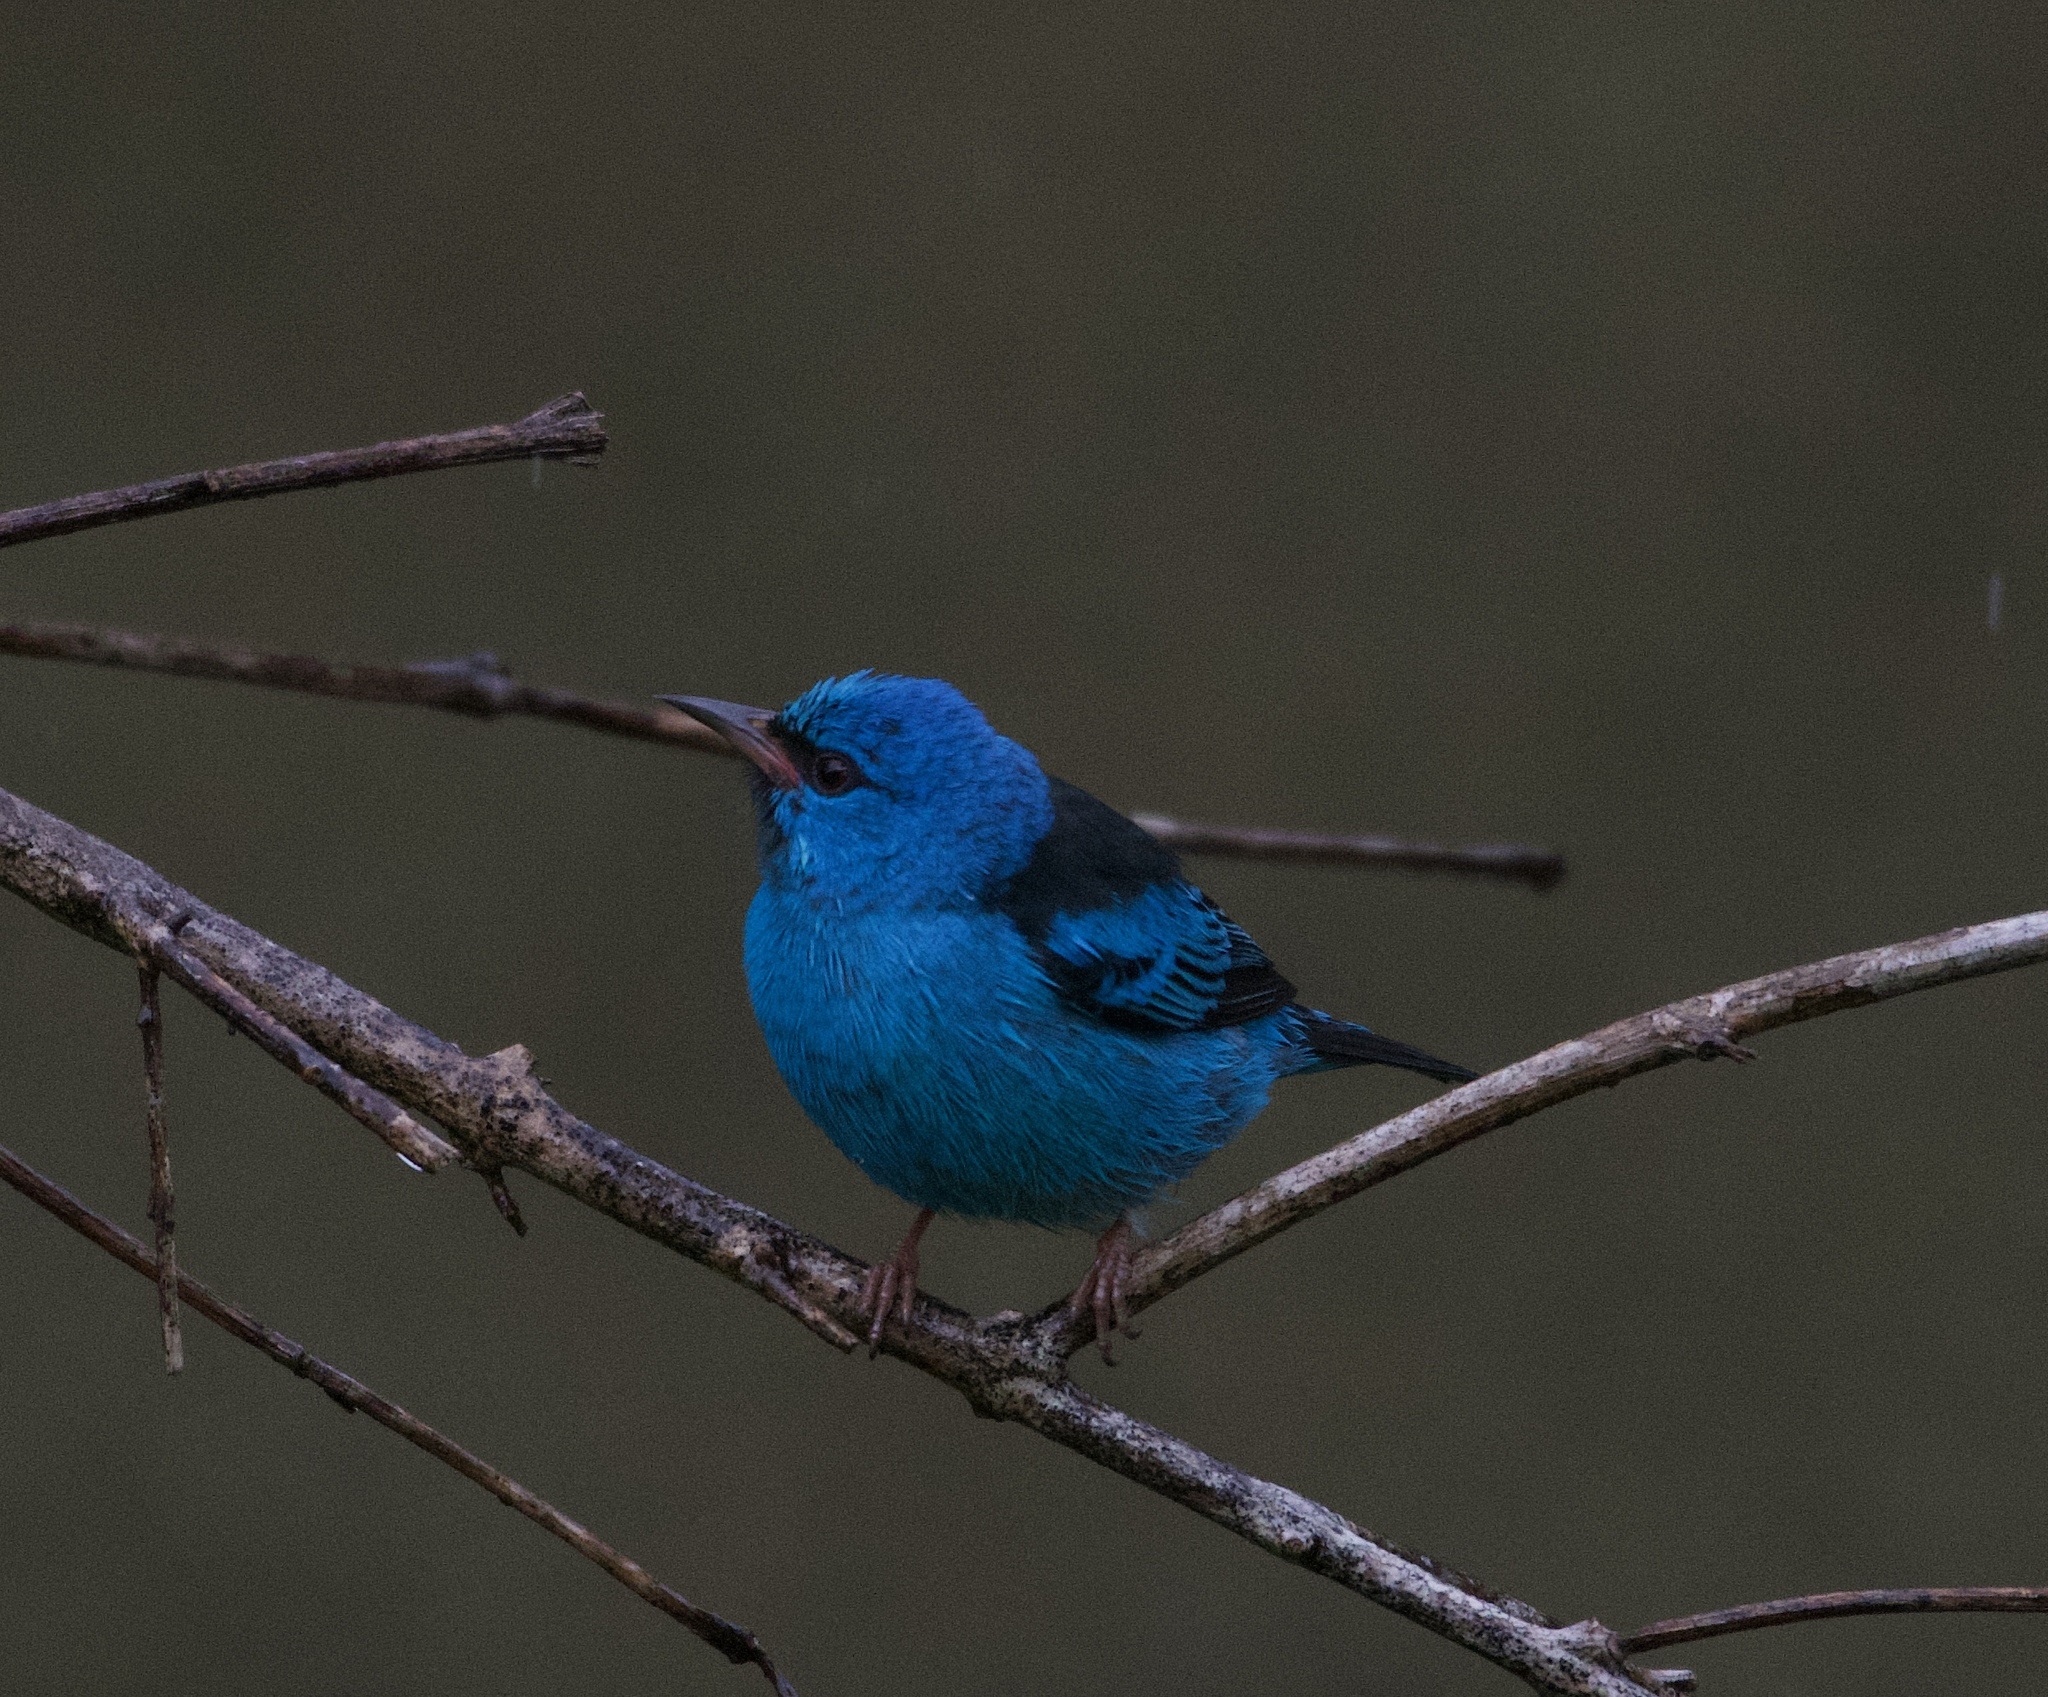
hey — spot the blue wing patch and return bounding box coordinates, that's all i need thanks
[990,778,1296,1033]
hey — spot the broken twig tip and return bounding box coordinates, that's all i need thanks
[483,1168,528,1236]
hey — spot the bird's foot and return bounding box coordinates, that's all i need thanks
[857,1208,934,1357]
[1068,1217,1142,1364]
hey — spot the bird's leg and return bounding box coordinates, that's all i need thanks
[858,1207,934,1357]
[1067,1215,1143,1364]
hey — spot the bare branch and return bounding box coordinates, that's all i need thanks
[1029,908,2048,1355]
[1131,814,1565,889]
[0,780,1653,1695]
[0,622,729,755]
[12,775,2048,1689]
[0,1140,795,1696]
[0,618,1561,882]
[1621,1588,2048,1652]
[0,395,607,550]
[135,963,182,1373]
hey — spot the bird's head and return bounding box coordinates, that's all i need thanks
[661,672,1051,910]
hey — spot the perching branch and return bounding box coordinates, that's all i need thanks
[0,1140,794,1696]
[5,402,2030,1690]
[0,618,1561,884]
[1620,1587,2048,1652]
[0,395,607,549]
[135,963,182,1373]
[11,787,2047,1692]
[0,781,1663,1697]
[1030,908,2048,1356]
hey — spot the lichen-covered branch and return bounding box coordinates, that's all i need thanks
[0,1140,794,1696]
[0,619,1560,883]
[0,395,607,549]
[0,780,1659,1695]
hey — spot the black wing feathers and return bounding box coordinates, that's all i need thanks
[990,778,1476,1080]
[992,778,1294,1033]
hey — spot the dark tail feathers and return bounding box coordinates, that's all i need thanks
[1295,1008,1477,1085]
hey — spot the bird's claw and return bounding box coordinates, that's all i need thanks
[1068,1218,1142,1364]
[857,1209,932,1358]
[858,1258,917,1356]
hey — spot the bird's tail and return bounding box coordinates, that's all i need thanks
[1288,1007,1478,1085]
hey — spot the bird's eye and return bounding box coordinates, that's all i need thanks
[811,752,860,796]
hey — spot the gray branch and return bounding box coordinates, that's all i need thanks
[0,395,607,549]
[0,780,1665,1696]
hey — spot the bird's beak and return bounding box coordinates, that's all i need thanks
[657,695,802,789]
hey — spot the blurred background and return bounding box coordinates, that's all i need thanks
[2,4,2045,1693]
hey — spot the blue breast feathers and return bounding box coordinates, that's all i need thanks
[743,891,1290,1227]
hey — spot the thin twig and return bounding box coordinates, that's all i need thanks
[0,618,1561,883]
[142,926,459,1173]
[24,792,2048,1691]
[1130,814,1565,889]
[0,1141,794,1696]
[1620,1587,2048,1653]
[1029,908,2048,1355]
[0,622,728,754]
[0,395,607,550]
[135,963,183,1373]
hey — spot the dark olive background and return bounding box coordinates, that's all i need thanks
[3,5,2046,1693]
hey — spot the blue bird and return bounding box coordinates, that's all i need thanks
[664,674,1474,1359]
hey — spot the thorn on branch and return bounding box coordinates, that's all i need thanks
[135,963,183,1374]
